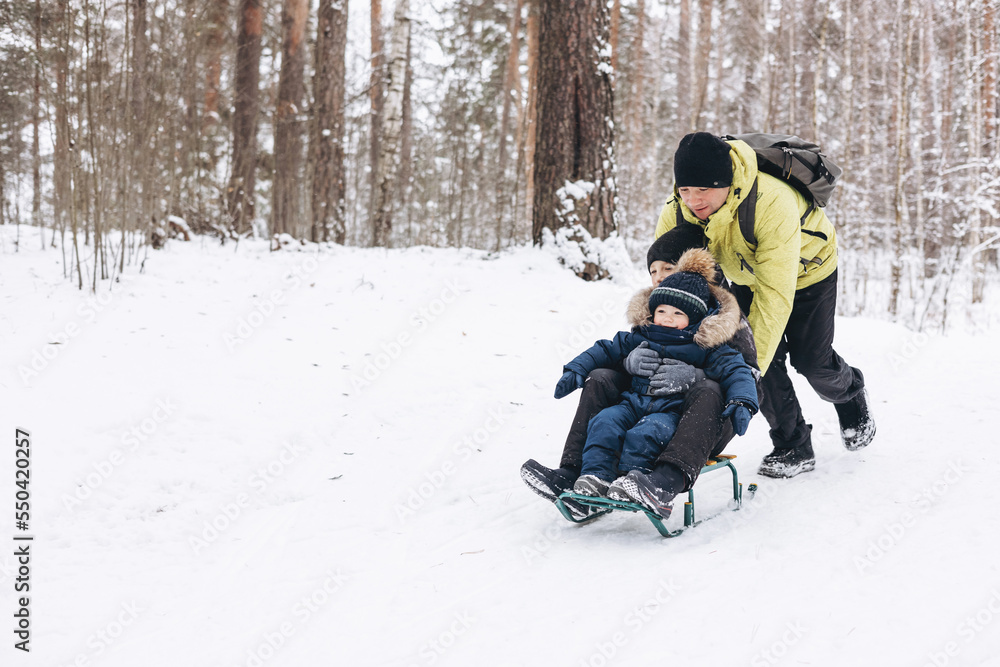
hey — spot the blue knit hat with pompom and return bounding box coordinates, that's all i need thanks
[648,271,711,325]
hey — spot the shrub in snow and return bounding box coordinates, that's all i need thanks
[543,178,626,281]
[150,215,193,249]
[541,224,633,283]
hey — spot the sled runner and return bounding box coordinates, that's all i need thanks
[554,455,757,538]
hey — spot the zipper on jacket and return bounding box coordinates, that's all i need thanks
[736,252,755,275]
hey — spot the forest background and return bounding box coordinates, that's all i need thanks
[0,0,998,331]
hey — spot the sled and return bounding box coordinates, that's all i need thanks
[554,455,757,538]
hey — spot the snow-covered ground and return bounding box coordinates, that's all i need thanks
[1,227,999,667]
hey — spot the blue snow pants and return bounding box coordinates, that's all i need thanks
[580,391,681,481]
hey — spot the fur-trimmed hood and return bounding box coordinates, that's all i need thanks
[627,249,743,349]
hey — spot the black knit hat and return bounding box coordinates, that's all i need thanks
[646,223,707,269]
[673,132,733,188]
[649,271,712,326]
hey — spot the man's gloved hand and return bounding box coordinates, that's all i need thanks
[648,359,705,396]
[623,341,660,377]
[721,400,756,436]
[554,370,585,399]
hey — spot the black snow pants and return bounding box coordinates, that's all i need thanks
[729,269,866,451]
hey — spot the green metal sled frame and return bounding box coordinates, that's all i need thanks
[553,455,757,537]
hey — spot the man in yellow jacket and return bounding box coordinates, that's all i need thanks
[655,132,874,477]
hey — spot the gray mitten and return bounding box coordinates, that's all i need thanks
[623,341,660,377]
[648,359,706,396]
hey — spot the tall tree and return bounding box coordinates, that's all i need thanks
[128,0,149,244]
[371,0,410,247]
[678,0,691,123]
[398,25,414,242]
[689,0,714,129]
[495,0,524,249]
[311,0,349,243]
[985,0,998,157]
[369,0,384,236]
[889,0,915,316]
[53,0,71,253]
[532,0,617,277]
[272,0,308,237]
[226,0,263,234]
[610,0,621,76]
[201,0,229,200]
[204,0,228,130]
[523,0,539,230]
[32,0,43,237]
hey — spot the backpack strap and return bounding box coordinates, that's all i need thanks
[736,178,758,247]
[737,178,830,245]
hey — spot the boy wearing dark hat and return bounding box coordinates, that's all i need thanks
[551,249,758,517]
[647,220,708,285]
[656,132,874,478]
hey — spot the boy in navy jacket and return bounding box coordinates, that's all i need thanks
[554,248,758,514]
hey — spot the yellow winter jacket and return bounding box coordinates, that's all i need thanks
[654,139,839,373]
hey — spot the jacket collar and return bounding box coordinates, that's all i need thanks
[626,283,743,350]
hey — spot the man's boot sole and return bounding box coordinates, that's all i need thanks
[842,422,876,451]
[757,458,816,479]
[520,465,560,502]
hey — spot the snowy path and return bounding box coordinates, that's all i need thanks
[2,233,999,667]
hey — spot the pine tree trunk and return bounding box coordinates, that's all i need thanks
[32,0,42,236]
[523,0,539,231]
[204,0,228,130]
[690,0,714,130]
[227,0,263,235]
[369,0,384,236]
[738,0,764,129]
[890,0,914,317]
[610,0,621,77]
[786,0,796,130]
[532,0,617,275]
[83,4,106,281]
[984,0,997,155]
[399,26,414,243]
[842,0,854,182]
[54,0,71,254]
[311,0,349,244]
[129,0,149,240]
[201,0,228,201]
[626,0,645,144]
[982,0,998,272]
[968,0,985,302]
[858,0,873,254]
[370,0,410,247]
[272,0,308,238]
[177,0,199,216]
[495,0,524,250]
[678,0,691,121]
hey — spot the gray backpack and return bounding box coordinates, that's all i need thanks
[725,133,842,246]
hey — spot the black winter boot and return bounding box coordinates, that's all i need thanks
[834,389,876,451]
[573,475,611,497]
[758,443,816,478]
[520,459,576,501]
[520,459,599,521]
[607,465,686,518]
